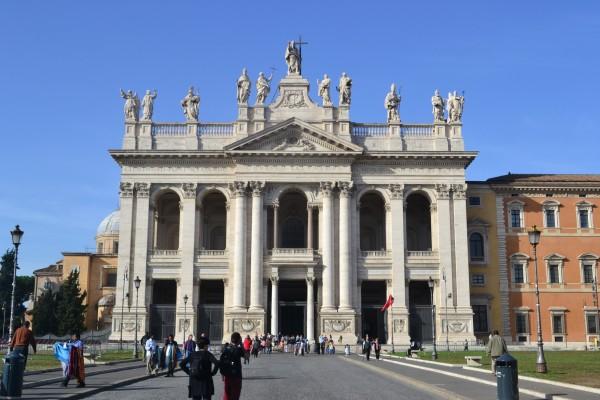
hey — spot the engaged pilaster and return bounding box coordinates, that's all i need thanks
[338,181,354,311]
[229,181,248,310]
[249,181,265,311]
[179,183,198,331]
[270,275,279,334]
[306,275,315,341]
[320,182,335,312]
[132,182,150,334]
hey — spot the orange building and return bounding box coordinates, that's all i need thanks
[488,174,600,348]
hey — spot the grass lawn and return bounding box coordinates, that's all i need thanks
[0,350,136,372]
[394,350,600,388]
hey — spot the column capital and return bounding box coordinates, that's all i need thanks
[228,181,248,198]
[249,181,265,197]
[120,182,134,198]
[385,202,392,212]
[451,183,467,200]
[134,182,150,198]
[319,181,334,197]
[338,181,354,198]
[270,275,279,285]
[435,184,451,199]
[305,275,315,285]
[182,183,197,199]
[388,184,404,200]
[272,200,279,209]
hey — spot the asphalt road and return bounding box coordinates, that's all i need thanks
[87,352,489,400]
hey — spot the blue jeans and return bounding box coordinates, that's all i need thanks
[12,346,29,369]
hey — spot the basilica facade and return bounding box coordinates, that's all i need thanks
[109,46,477,346]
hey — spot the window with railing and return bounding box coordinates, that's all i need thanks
[583,264,595,284]
[548,264,560,284]
[552,314,565,338]
[473,305,488,333]
[587,314,599,334]
[516,313,529,334]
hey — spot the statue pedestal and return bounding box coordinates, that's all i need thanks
[320,310,357,345]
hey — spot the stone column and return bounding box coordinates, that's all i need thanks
[306,276,315,341]
[273,202,279,249]
[197,204,203,249]
[270,275,279,334]
[338,181,354,311]
[132,182,151,335]
[249,181,265,311]
[179,183,197,332]
[435,184,456,305]
[230,181,247,310]
[320,182,335,311]
[307,205,313,249]
[450,184,473,310]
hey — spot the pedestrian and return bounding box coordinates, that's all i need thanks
[344,344,350,356]
[57,333,86,388]
[252,335,260,358]
[363,334,372,361]
[486,330,507,374]
[163,334,179,377]
[220,332,245,400]
[145,334,158,375]
[464,338,469,351]
[181,336,219,400]
[140,332,149,362]
[9,321,36,369]
[373,337,381,360]
[242,335,252,364]
[185,334,196,358]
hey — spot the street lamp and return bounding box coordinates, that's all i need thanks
[428,276,438,360]
[528,225,547,373]
[183,294,189,345]
[8,225,23,341]
[442,268,450,352]
[133,275,141,359]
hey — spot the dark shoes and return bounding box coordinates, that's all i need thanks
[77,382,85,388]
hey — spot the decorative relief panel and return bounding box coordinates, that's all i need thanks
[323,319,352,333]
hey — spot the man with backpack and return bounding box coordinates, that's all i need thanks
[220,332,245,400]
[180,336,219,400]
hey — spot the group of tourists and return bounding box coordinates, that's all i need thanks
[360,334,382,361]
[141,333,183,376]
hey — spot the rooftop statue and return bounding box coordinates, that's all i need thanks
[317,74,332,106]
[181,86,200,122]
[237,68,251,104]
[141,90,157,121]
[285,40,301,75]
[255,72,273,105]
[447,90,465,123]
[120,89,139,121]
[431,89,445,122]
[384,83,401,122]
[337,72,352,106]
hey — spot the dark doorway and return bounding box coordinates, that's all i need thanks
[361,281,387,343]
[150,280,177,340]
[197,280,224,343]
[408,281,433,343]
[277,280,307,335]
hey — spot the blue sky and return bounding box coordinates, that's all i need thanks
[1,1,599,275]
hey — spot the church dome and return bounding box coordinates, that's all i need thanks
[96,210,120,237]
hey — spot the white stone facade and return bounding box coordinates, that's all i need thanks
[109,59,477,346]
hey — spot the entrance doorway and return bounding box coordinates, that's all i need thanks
[361,281,387,343]
[408,281,433,343]
[150,280,177,340]
[276,280,308,336]
[197,280,224,343]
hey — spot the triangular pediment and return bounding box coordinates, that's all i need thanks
[224,118,363,154]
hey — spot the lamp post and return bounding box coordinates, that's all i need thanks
[442,268,450,352]
[528,225,547,373]
[8,225,23,342]
[428,276,438,360]
[133,276,141,359]
[119,268,128,350]
[183,294,189,346]
[2,302,6,340]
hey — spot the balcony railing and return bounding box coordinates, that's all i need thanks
[268,248,316,256]
[151,122,235,137]
[360,250,391,257]
[196,249,228,256]
[351,123,388,136]
[198,123,234,136]
[151,123,188,136]
[400,124,434,136]
[407,251,437,257]
[149,249,181,256]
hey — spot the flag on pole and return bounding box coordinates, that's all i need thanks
[380,294,394,312]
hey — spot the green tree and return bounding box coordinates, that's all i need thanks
[32,289,58,335]
[56,270,87,335]
[0,249,34,335]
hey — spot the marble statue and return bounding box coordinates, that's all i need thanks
[431,89,445,122]
[181,86,200,122]
[285,41,301,74]
[237,68,251,104]
[447,91,465,123]
[141,90,157,121]
[317,74,332,106]
[337,72,352,106]
[255,72,273,105]
[384,83,401,122]
[120,89,139,121]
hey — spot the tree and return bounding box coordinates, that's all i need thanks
[55,270,87,335]
[0,249,34,335]
[32,289,58,335]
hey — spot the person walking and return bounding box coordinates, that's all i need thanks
[373,338,381,360]
[9,321,36,369]
[486,330,507,374]
[181,336,219,400]
[140,332,150,362]
[362,334,372,361]
[184,334,196,358]
[319,334,325,355]
[60,333,86,388]
[220,332,245,400]
[242,335,252,364]
[145,334,158,375]
[163,334,179,377]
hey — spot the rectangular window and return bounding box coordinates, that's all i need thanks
[97,243,104,254]
[545,210,556,228]
[511,209,521,228]
[513,264,524,283]
[583,264,594,284]
[468,196,481,206]
[587,314,599,334]
[548,264,560,284]
[580,209,590,228]
[552,314,564,334]
[113,241,119,254]
[104,272,117,287]
[471,274,485,286]
[473,305,488,333]
[516,313,528,333]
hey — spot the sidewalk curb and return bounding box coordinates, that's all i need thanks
[63,370,169,400]
[462,365,600,396]
[23,363,145,389]
[23,359,138,376]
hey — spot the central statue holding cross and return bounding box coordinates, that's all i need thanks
[285,40,302,75]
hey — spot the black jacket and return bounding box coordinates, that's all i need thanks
[180,350,219,398]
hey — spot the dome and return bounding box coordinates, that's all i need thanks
[96,210,120,237]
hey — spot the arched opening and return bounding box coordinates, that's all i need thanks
[469,232,484,261]
[154,191,180,250]
[202,192,227,250]
[150,279,177,340]
[406,193,432,251]
[278,191,308,248]
[360,192,386,250]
